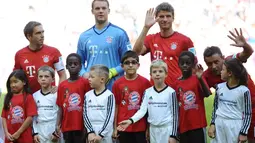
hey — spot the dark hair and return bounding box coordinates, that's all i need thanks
[203,46,223,58]
[92,0,109,9]
[155,2,174,17]
[23,21,42,40]
[224,58,248,86]
[121,50,139,64]
[4,70,31,110]
[66,53,82,65]
[179,51,195,65]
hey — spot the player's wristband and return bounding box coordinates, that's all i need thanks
[129,118,134,124]
[32,133,38,137]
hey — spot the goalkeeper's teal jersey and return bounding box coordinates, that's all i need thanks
[77,23,132,90]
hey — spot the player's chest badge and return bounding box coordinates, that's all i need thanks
[42,55,50,63]
[170,42,178,50]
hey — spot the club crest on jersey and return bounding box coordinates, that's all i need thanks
[68,93,81,107]
[170,42,178,50]
[42,55,50,63]
[106,36,113,43]
[183,91,196,105]
[11,106,24,119]
[128,91,140,106]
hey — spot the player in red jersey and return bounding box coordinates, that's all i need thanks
[132,2,196,87]
[56,53,90,143]
[13,21,66,93]
[174,51,211,143]
[2,70,37,143]
[112,51,151,143]
[203,28,255,142]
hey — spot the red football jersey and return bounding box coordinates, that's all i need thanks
[1,93,37,143]
[144,32,195,87]
[56,77,90,132]
[13,44,65,93]
[174,75,208,133]
[112,75,151,132]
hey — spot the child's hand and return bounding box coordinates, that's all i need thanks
[117,120,132,131]
[51,86,58,94]
[208,125,216,138]
[5,132,14,142]
[12,131,21,140]
[94,135,102,143]
[238,134,247,143]
[33,135,40,143]
[88,133,96,143]
[168,137,177,143]
[112,128,119,139]
[51,134,59,142]
[195,64,204,79]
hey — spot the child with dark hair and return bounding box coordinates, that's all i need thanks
[209,58,252,143]
[175,51,211,143]
[2,70,37,143]
[56,53,90,143]
[112,51,151,143]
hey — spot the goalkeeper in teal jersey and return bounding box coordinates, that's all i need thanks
[77,0,132,90]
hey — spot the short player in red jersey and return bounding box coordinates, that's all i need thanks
[174,51,211,143]
[112,51,151,143]
[13,21,66,93]
[56,53,90,143]
[132,2,196,87]
[2,70,37,143]
[203,28,255,141]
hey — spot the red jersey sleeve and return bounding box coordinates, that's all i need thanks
[53,49,62,63]
[1,108,7,118]
[144,34,154,53]
[25,94,37,117]
[13,52,21,70]
[112,82,121,105]
[56,84,63,107]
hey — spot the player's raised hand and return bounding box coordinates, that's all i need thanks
[117,120,132,131]
[144,8,159,29]
[238,134,247,143]
[208,125,216,138]
[228,28,247,48]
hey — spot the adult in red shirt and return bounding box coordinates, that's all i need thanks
[133,2,196,87]
[13,21,67,93]
[203,28,255,142]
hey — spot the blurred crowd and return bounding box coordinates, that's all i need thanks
[0,0,254,91]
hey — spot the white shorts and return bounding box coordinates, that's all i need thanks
[211,116,242,143]
[33,121,58,143]
[150,123,173,143]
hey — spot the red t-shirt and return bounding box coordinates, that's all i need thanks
[112,75,151,132]
[13,44,64,93]
[174,75,208,133]
[1,93,37,143]
[56,77,90,132]
[144,32,195,87]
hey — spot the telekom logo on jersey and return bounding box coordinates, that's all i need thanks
[26,65,36,77]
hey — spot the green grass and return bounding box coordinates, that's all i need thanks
[205,93,215,143]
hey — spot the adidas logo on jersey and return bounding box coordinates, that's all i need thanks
[24,59,29,63]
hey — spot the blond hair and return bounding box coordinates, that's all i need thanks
[38,65,55,78]
[90,65,109,83]
[150,59,168,73]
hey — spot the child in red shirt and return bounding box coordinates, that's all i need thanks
[112,51,151,143]
[1,70,37,143]
[174,51,211,143]
[56,53,90,143]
